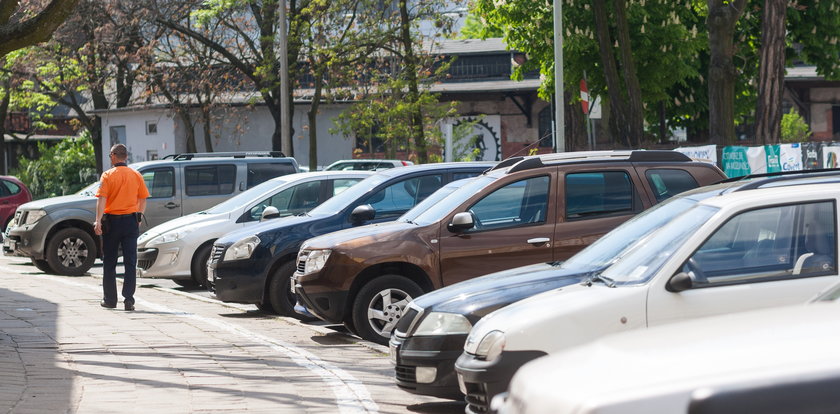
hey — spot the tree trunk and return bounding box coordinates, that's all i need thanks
[612,0,645,147]
[0,0,80,57]
[307,68,326,171]
[591,0,631,147]
[0,74,9,174]
[202,106,213,152]
[707,0,746,146]
[755,0,787,145]
[399,0,427,163]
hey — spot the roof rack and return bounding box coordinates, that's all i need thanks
[729,169,840,192]
[165,151,286,160]
[492,150,691,174]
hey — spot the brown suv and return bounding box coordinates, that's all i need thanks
[292,151,726,344]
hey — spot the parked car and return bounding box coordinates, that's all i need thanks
[323,159,414,171]
[455,171,840,414]
[208,162,495,316]
[294,150,725,345]
[0,175,32,234]
[494,283,840,414]
[135,171,371,288]
[3,152,299,276]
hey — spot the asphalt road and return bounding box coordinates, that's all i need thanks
[0,254,466,413]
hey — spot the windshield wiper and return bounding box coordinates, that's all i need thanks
[582,272,616,288]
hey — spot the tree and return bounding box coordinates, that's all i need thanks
[780,108,810,143]
[0,0,79,57]
[12,132,96,199]
[754,0,785,145]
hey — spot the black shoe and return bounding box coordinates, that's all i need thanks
[100,301,116,309]
[124,302,135,311]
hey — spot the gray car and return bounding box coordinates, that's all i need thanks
[3,152,298,276]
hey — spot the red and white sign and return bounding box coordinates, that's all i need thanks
[580,79,590,115]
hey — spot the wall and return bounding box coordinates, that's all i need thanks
[98,109,175,167]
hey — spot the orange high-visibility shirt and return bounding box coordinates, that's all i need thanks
[95,165,150,214]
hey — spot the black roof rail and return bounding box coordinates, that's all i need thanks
[628,150,691,162]
[729,169,840,192]
[170,151,286,160]
[508,157,546,174]
[491,156,525,171]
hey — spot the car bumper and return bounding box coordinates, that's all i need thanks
[390,333,467,400]
[211,260,269,304]
[293,273,349,323]
[455,349,547,414]
[4,222,49,259]
[135,246,191,279]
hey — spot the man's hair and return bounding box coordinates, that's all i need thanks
[110,144,128,160]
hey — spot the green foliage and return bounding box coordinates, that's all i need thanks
[780,108,811,143]
[459,13,503,39]
[13,132,97,199]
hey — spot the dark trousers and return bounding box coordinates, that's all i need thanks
[102,215,139,305]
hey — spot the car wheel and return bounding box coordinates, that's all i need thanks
[46,228,97,276]
[190,243,213,288]
[31,258,53,273]
[352,275,423,345]
[267,261,296,316]
[256,301,275,313]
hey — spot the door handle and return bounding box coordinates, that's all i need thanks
[527,237,550,245]
[165,202,180,209]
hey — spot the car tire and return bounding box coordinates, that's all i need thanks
[352,275,423,345]
[190,243,213,288]
[31,258,53,273]
[46,228,97,276]
[266,261,296,317]
[256,301,275,313]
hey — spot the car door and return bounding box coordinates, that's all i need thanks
[140,166,181,229]
[554,167,650,260]
[647,199,840,326]
[0,179,23,228]
[181,164,238,214]
[438,172,556,286]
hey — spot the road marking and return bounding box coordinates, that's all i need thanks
[40,275,380,414]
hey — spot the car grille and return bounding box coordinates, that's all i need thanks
[10,211,21,227]
[209,244,225,265]
[395,364,416,384]
[296,258,305,273]
[136,249,158,270]
[395,307,419,335]
[464,381,490,413]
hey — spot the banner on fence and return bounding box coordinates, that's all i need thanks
[780,143,803,171]
[722,146,751,177]
[674,145,717,165]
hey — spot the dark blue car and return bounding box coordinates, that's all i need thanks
[208,162,495,315]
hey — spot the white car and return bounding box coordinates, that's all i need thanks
[495,283,840,414]
[136,171,371,288]
[323,159,413,171]
[455,172,840,414]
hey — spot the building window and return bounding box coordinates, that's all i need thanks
[833,106,840,138]
[147,150,158,161]
[146,121,158,135]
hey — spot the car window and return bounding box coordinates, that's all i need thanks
[366,175,443,220]
[467,176,550,231]
[247,162,297,187]
[0,181,11,197]
[333,178,362,196]
[185,165,236,196]
[566,171,635,219]
[248,180,322,221]
[142,167,175,198]
[686,201,837,285]
[646,169,699,202]
[1,180,21,196]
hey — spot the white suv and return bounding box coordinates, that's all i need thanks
[455,171,840,414]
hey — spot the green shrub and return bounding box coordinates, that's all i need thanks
[13,132,98,199]
[780,108,812,143]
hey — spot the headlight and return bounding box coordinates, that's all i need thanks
[413,312,472,336]
[146,228,193,246]
[474,330,506,361]
[223,235,261,261]
[303,249,331,275]
[23,210,46,225]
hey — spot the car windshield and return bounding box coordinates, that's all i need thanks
[562,197,707,271]
[202,177,291,214]
[400,175,496,226]
[308,174,391,215]
[399,177,482,225]
[599,203,719,285]
[77,181,100,197]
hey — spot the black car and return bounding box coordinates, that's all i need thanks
[208,162,495,315]
[389,195,697,399]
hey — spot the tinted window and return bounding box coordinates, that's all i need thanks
[454,171,484,180]
[247,162,297,188]
[142,168,175,198]
[646,169,699,202]
[468,176,550,231]
[688,201,836,285]
[565,171,634,219]
[1,180,21,195]
[333,178,362,195]
[248,180,322,221]
[0,181,10,197]
[186,165,236,196]
[366,175,443,220]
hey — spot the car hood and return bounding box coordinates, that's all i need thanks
[138,212,230,242]
[216,213,319,244]
[411,262,591,321]
[507,302,840,414]
[20,194,94,211]
[302,221,417,250]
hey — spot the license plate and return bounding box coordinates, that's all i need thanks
[290,275,297,294]
[4,239,15,251]
[457,373,467,394]
[207,266,215,283]
[389,342,398,365]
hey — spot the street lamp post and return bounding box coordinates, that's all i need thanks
[553,0,564,152]
[279,0,292,156]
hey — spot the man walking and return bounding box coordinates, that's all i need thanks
[93,144,150,311]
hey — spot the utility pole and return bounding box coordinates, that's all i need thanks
[553,0,564,152]
[279,0,292,156]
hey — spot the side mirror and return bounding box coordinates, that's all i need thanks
[448,212,475,233]
[350,204,376,225]
[260,206,281,221]
[666,272,694,293]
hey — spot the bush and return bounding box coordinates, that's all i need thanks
[13,132,98,199]
[780,108,811,143]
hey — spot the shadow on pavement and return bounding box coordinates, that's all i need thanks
[407,400,467,413]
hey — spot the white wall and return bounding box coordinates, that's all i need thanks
[98,109,176,167]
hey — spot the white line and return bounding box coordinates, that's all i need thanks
[43,275,380,414]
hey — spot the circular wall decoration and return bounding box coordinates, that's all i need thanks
[451,117,502,161]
